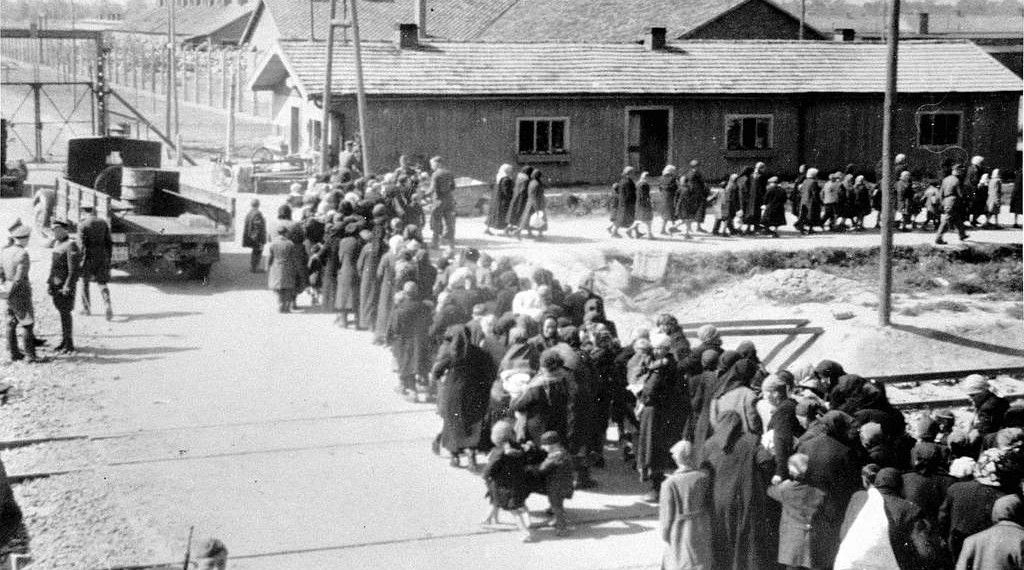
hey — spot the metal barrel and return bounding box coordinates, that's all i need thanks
[120,167,156,214]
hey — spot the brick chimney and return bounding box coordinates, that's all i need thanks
[832,28,855,41]
[644,27,667,50]
[415,0,427,38]
[397,23,419,49]
[917,12,929,35]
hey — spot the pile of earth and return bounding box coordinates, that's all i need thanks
[734,268,872,305]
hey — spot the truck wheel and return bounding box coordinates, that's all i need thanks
[190,263,212,284]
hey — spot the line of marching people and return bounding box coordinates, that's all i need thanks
[600,156,1022,242]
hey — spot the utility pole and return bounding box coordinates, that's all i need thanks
[349,0,371,176]
[166,0,180,161]
[320,0,338,173]
[799,0,805,40]
[878,0,900,326]
[224,53,237,162]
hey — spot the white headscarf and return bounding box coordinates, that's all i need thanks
[496,163,514,184]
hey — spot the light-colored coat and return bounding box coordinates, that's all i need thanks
[767,480,826,568]
[709,387,762,436]
[955,521,1024,570]
[660,468,713,570]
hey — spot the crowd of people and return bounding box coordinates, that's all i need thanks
[604,156,1023,243]
[250,161,1023,563]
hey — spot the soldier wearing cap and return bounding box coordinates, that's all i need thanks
[935,163,969,245]
[78,204,114,320]
[1,221,42,362]
[48,220,81,353]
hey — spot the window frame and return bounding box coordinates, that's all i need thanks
[724,114,774,151]
[916,111,963,148]
[516,117,570,156]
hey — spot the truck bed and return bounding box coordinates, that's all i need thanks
[116,214,224,238]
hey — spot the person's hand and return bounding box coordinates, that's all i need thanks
[771,475,783,485]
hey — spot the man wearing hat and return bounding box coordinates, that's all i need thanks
[78,204,114,320]
[242,198,267,273]
[267,225,299,313]
[48,221,81,353]
[1,222,42,362]
[961,374,1009,442]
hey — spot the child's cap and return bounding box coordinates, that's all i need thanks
[540,431,561,446]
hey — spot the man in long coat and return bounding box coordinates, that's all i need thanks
[1,223,41,362]
[266,226,298,313]
[242,199,267,272]
[48,221,81,353]
[78,205,114,320]
[744,162,767,233]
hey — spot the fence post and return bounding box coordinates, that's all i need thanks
[206,47,213,107]
[220,49,228,109]
[193,46,201,104]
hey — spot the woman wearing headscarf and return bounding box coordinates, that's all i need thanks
[511,349,572,445]
[334,223,362,327]
[985,168,1002,228]
[940,447,1015,560]
[797,410,864,570]
[517,169,547,240]
[735,340,768,389]
[433,324,496,469]
[721,172,742,236]
[634,333,688,502]
[317,217,343,314]
[658,165,679,236]
[709,358,762,437]
[700,410,774,570]
[814,359,846,396]
[631,171,655,239]
[506,166,533,232]
[761,176,788,237]
[901,442,955,520]
[655,314,691,366]
[487,164,514,235]
[372,234,404,344]
[676,160,706,239]
[611,166,637,237]
[687,349,739,459]
[796,168,822,234]
[356,229,382,330]
[853,175,872,229]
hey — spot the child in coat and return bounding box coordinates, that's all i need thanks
[767,453,826,570]
[481,419,534,542]
[527,431,575,536]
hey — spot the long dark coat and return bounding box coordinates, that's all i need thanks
[761,182,788,227]
[700,411,774,570]
[635,180,654,223]
[334,236,361,311]
[796,411,863,569]
[677,168,707,221]
[487,175,513,229]
[798,178,823,226]
[510,370,571,445]
[519,176,546,230]
[659,176,679,221]
[267,236,299,291]
[614,176,637,227]
[723,178,741,220]
[745,170,767,225]
[373,251,397,342]
[388,297,432,381]
[242,210,266,249]
[635,353,686,479]
[434,325,496,453]
[319,231,340,310]
[506,173,530,228]
[357,241,380,328]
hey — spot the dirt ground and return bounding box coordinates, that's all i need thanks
[0,194,1021,568]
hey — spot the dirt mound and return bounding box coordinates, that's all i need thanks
[738,268,869,304]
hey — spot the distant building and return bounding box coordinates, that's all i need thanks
[247,28,1022,183]
[106,0,254,46]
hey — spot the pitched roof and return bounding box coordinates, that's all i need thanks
[123,3,252,39]
[809,11,1024,37]
[472,0,817,40]
[244,0,821,43]
[246,0,516,42]
[257,38,1023,97]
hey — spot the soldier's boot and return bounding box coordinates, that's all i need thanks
[101,287,113,321]
[6,320,23,361]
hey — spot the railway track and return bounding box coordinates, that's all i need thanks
[4,367,1021,484]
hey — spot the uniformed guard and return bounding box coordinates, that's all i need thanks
[48,220,81,353]
[78,205,114,320]
[0,221,41,363]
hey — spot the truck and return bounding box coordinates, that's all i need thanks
[53,137,235,280]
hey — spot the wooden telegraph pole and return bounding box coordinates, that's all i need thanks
[878,0,900,325]
[349,0,371,176]
[319,0,338,173]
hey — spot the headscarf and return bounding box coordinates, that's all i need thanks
[915,417,940,442]
[735,340,759,363]
[860,422,884,448]
[830,374,866,409]
[496,163,514,184]
[445,324,473,361]
[873,467,902,496]
[974,447,1023,488]
[662,164,677,177]
[697,324,720,345]
[709,410,745,453]
[815,359,846,389]
[992,494,1023,524]
[700,349,720,371]
[818,410,858,445]
[911,442,949,475]
[530,169,543,182]
[713,358,757,399]
[717,350,741,374]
